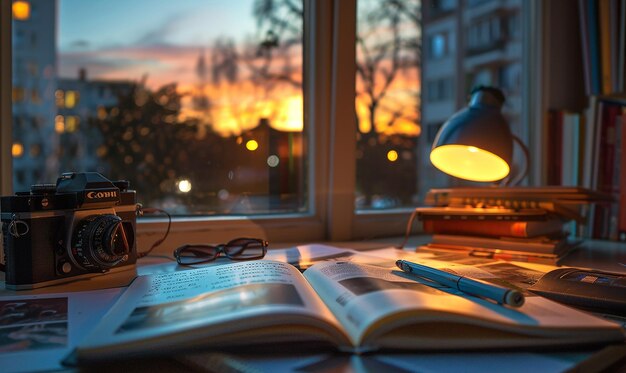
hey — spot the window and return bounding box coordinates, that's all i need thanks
[12,142,24,158]
[12,1,30,21]
[426,78,453,102]
[427,32,448,60]
[2,1,533,246]
[12,0,307,217]
[355,0,421,211]
[64,90,78,108]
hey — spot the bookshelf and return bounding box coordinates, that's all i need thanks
[540,0,626,240]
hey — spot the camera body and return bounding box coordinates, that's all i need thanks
[1,172,138,290]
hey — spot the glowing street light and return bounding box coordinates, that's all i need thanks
[387,150,399,162]
[246,140,259,151]
[178,179,192,193]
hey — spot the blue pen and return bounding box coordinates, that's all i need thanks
[396,259,525,307]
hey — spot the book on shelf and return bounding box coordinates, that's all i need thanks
[578,0,592,95]
[64,260,625,364]
[599,0,612,94]
[620,111,626,240]
[579,0,626,95]
[617,0,626,92]
[546,110,563,185]
[423,186,609,225]
[422,218,566,240]
[546,110,583,186]
[588,98,626,240]
[415,206,550,221]
[583,0,602,94]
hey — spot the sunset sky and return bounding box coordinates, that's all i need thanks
[57,0,305,135]
[58,0,257,88]
[56,0,420,137]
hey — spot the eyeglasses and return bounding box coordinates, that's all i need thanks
[173,238,268,265]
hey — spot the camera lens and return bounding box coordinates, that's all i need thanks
[71,214,135,271]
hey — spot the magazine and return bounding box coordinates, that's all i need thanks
[68,260,625,363]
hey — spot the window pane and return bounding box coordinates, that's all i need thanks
[355,0,422,210]
[356,0,527,210]
[12,0,306,215]
[420,0,526,195]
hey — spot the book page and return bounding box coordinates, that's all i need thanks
[303,261,624,349]
[264,244,393,271]
[76,260,346,358]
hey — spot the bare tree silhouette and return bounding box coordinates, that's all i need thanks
[246,0,303,89]
[356,0,421,135]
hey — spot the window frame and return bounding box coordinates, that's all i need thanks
[1,1,540,255]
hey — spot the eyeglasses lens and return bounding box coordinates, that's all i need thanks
[176,246,219,264]
[224,239,266,260]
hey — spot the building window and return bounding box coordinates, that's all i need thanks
[64,90,78,108]
[426,78,453,102]
[498,62,521,93]
[507,12,521,39]
[54,115,65,133]
[12,142,24,157]
[427,32,448,60]
[29,143,41,157]
[431,0,456,14]
[55,90,64,108]
[12,87,25,102]
[30,88,41,104]
[65,116,79,132]
[12,1,30,21]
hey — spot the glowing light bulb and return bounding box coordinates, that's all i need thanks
[430,145,510,182]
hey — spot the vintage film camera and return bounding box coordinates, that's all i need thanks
[1,172,138,290]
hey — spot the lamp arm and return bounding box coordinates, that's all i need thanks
[502,135,529,186]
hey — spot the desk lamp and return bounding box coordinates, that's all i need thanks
[430,86,528,185]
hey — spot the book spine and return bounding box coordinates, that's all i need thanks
[547,110,563,185]
[582,96,598,190]
[599,0,613,94]
[561,112,581,186]
[588,0,602,95]
[618,112,626,241]
[423,219,563,239]
[592,100,625,239]
[579,0,592,96]
[610,0,620,93]
[621,0,626,92]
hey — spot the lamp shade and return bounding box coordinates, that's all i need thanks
[430,86,513,182]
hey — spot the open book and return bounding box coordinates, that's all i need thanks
[69,260,624,363]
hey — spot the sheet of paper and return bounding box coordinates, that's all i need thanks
[0,288,123,373]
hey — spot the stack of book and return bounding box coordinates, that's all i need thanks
[417,187,612,264]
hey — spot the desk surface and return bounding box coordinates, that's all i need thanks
[0,237,625,372]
